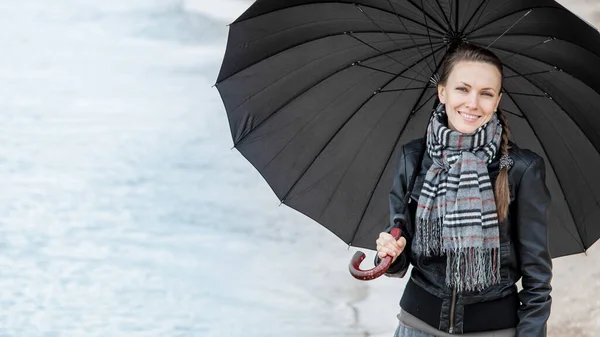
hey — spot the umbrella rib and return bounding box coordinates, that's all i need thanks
[467,6,565,36]
[499,37,556,64]
[389,1,437,74]
[419,0,438,68]
[233,2,447,35]
[502,109,525,119]
[381,86,435,93]
[261,59,405,172]
[502,90,586,252]
[348,33,420,72]
[355,5,435,74]
[472,32,600,60]
[448,0,455,31]
[424,0,451,30]
[455,0,459,32]
[280,45,446,204]
[486,10,532,48]
[433,0,451,28]
[239,18,436,51]
[501,61,600,156]
[413,92,438,113]
[234,40,445,147]
[504,61,600,220]
[503,92,548,98]
[229,38,443,136]
[217,30,443,84]
[490,45,578,68]
[405,0,447,32]
[459,0,490,35]
[348,51,446,246]
[373,2,436,74]
[356,64,430,84]
[504,70,559,79]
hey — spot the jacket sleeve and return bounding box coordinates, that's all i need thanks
[515,157,553,337]
[374,145,412,278]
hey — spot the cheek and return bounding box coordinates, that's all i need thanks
[445,93,468,109]
[482,101,498,115]
[480,107,497,124]
[481,113,494,124]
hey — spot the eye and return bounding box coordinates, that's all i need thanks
[456,86,468,92]
[482,92,494,97]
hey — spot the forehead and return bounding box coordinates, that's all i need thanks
[448,61,502,88]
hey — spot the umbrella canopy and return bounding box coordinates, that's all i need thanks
[216,0,600,258]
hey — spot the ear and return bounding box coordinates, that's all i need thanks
[437,85,446,104]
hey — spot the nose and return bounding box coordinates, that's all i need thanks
[465,93,478,109]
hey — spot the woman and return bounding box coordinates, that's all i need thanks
[375,43,552,337]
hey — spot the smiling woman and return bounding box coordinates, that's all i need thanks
[437,60,503,134]
[376,43,552,336]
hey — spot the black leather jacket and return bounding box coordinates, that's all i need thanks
[379,139,552,336]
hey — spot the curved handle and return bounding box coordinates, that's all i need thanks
[348,227,401,281]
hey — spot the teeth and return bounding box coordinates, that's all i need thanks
[459,112,480,120]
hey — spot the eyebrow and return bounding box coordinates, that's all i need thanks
[457,82,497,92]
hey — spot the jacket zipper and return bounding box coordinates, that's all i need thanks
[448,287,457,334]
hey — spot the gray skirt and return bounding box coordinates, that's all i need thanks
[394,309,516,337]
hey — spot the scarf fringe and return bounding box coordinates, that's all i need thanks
[415,218,444,256]
[445,247,501,293]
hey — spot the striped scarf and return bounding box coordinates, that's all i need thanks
[414,104,503,292]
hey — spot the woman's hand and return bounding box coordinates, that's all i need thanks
[376,232,406,264]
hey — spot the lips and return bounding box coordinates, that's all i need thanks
[458,111,481,121]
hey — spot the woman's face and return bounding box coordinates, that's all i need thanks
[437,61,502,134]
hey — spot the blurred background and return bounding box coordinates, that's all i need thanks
[0,0,598,336]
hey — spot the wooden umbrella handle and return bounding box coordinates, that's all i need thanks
[348,227,402,281]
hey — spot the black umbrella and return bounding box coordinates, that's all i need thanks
[216,0,600,279]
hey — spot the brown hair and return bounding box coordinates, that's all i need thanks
[438,43,511,221]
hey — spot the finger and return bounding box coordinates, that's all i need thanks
[378,233,403,253]
[381,234,397,246]
[377,243,397,256]
[377,233,394,249]
[382,246,400,257]
[397,237,407,249]
[383,237,402,252]
[379,232,394,242]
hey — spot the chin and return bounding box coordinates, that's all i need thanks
[456,125,479,134]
